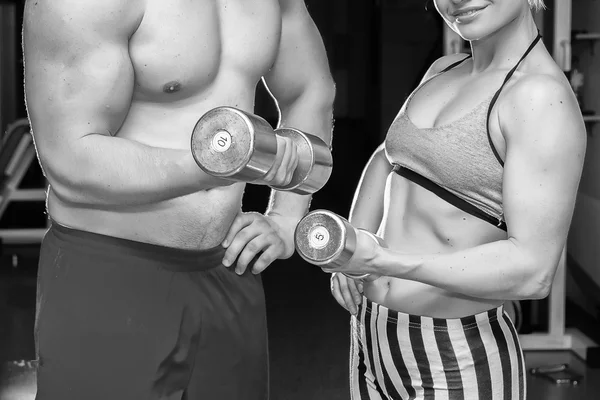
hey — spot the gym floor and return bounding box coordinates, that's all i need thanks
[1,246,599,400]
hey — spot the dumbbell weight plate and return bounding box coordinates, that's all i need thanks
[191,107,277,181]
[272,128,333,195]
[295,210,356,268]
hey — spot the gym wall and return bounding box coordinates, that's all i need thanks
[567,0,600,316]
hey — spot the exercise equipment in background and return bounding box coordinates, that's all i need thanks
[0,119,47,247]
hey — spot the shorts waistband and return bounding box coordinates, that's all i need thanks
[362,297,505,333]
[48,222,226,272]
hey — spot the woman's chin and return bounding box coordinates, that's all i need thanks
[452,25,489,42]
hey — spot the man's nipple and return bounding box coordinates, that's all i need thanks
[163,81,182,94]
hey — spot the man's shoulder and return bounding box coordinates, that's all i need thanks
[277,0,306,13]
[23,0,145,37]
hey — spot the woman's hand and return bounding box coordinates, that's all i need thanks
[323,228,383,277]
[330,272,364,315]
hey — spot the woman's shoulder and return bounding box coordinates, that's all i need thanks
[503,70,575,115]
[421,53,471,81]
[501,52,570,105]
[499,70,586,150]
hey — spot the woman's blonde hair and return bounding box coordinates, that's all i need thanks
[529,0,546,11]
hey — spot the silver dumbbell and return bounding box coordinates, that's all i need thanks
[190,107,333,195]
[294,209,385,280]
[271,127,333,194]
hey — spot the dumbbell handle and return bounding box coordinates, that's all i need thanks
[270,128,333,195]
[314,223,385,279]
[342,229,384,282]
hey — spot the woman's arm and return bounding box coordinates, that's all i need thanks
[348,143,393,232]
[343,75,586,301]
[330,143,392,314]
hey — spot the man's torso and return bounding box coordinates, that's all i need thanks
[49,0,283,249]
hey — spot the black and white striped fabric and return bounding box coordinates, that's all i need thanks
[350,298,526,400]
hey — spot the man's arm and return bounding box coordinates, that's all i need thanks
[23,0,225,207]
[369,75,587,300]
[263,0,336,224]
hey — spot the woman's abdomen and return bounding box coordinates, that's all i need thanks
[364,174,507,318]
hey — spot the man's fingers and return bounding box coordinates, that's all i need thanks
[285,145,300,185]
[276,137,294,185]
[251,244,281,274]
[222,213,254,248]
[234,235,272,275]
[291,146,300,173]
[222,227,261,268]
[263,136,286,183]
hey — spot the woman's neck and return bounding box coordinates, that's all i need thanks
[469,12,540,73]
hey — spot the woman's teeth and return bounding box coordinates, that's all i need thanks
[457,9,479,17]
[454,8,484,22]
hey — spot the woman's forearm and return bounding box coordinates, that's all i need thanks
[375,238,559,301]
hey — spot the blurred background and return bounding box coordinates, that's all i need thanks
[1,0,600,399]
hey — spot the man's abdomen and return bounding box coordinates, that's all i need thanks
[45,0,283,250]
[47,183,245,250]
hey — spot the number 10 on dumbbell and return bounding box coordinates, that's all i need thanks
[191,107,333,195]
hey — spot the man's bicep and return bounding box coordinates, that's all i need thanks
[264,0,334,107]
[23,0,140,165]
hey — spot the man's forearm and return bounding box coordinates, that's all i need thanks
[267,92,334,219]
[48,134,228,206]
[266,190,312,219]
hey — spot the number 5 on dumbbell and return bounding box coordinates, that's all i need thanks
[191,107,333,195]
[294,209,385,281]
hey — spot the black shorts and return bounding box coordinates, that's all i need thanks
[35,223,269,400]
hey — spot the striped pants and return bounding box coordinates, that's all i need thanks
[350,298,526,400]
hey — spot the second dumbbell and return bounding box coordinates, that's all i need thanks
[190,107,333,195]
[294,209,385,280]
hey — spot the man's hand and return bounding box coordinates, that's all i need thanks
[221,211,297,275]
[258,135,300,188]
[330,273,364,315]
